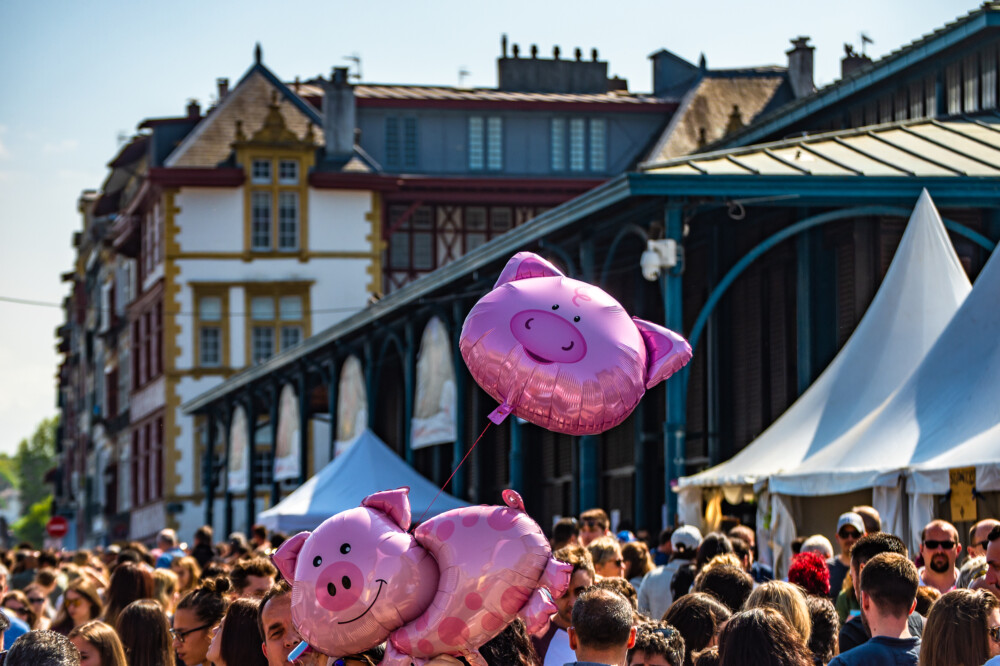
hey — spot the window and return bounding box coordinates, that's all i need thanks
[252,159,272,184]
[251,192,272,250]
[486,118,503,170]
[468,117,484,169]
[403,118,418,168]
[589,119,606,171]
[551,119,565,170]
[278,160,298,184]
[569,118,586,171]
[247,289,308,364]
[198,296,223,367]
[278,192,299,250]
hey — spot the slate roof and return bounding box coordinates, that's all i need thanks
[643,115,1000,176]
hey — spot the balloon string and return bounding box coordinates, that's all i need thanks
[414,421,492,527]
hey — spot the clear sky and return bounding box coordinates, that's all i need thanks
[0,0,972,454]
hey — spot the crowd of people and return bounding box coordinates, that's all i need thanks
[0,509,997,666]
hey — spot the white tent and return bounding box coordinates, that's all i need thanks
[677,191,971,519]
[258,429,468,533]
[772,212,1000,550]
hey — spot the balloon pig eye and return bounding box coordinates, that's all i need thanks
[313,556,322,567]
[551,304,559,310]
[574,316,581,322]
[340,543,351,554]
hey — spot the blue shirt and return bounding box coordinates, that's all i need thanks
[2,608,29,649]
[828,635,920,666]
[155,547,186,568]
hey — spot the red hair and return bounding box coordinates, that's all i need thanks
[788,551,830,597]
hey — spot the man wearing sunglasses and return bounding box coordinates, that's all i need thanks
[579,509,612,547]
[969,519,1000,560]
[828,512,866,603]
[918,519,961,595]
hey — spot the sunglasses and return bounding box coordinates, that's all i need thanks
[6,605,26,615]
[991,625,1000,643]
[975,539,990,551]
[605,558,625,567]
[65,598,87,609]
[838,529,861,539]
[170,623,214,644]
[923,540,956,550]
[27,598,45,605]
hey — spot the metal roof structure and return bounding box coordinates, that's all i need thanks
[643,115,1000,177]
[182,114,1000,415]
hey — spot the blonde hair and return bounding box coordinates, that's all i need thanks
[745,580,812,644]
[171,556,202,593]
[703,553,743,572]
[586,536,622,567]
[153,568,179,614]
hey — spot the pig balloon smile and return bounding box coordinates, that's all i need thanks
[338,579,386,624]
[461,251,692,435]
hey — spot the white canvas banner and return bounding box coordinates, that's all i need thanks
[412,317,457,449]
[227,405,249,493]
[336,356,368,456]
[274,384,301,482]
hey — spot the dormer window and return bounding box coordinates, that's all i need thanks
[252,159,272,184]
[278,160,299,184]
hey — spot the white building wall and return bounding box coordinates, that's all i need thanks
[229,286,245,366]
[309,190,371,252]
[175,190,243,252]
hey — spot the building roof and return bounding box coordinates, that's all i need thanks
[107,135,149,168]
[294,82,674,110]
[644,70,791,163]
[643,115,1000,177]
[712,2,1000,149]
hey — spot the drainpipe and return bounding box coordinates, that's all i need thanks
[663,207,685,525]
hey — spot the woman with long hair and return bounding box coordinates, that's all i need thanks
[116,599,175,666]
[68,620,128,666]
[174,577,230,666]
[744,580,813,644]
[172,556,202,595]
[153,568,181,618]
[205,598,267,666]
[663,592,732,666]
[23,582,52,629]
[622,541,655,590]
[3,590,38,631]
[717,607,813,666]
[101,562,154,630]
[919,588,1000,666]
[51,578,104,635]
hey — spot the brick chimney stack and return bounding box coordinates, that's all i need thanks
[321,66,356,160]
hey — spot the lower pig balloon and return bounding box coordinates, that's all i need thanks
[272,487,571,666]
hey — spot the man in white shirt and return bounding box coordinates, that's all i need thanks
[918,519,961,595]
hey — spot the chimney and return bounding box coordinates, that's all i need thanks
[786,36,815,99]
[186,99,201,119]
[321,66,356,160]
[216,78,229,101]
[840,44,872,80]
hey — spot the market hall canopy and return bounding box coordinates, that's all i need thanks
[678,190,972,494]
[771,212,1000,497]
[258,429,468,533]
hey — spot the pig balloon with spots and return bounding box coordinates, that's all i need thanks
[272,486,572,665]
[461,251,693,435]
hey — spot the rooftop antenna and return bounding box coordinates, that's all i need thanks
[343,53,362,81]
[458,66,471,87]
[860,32,873,57]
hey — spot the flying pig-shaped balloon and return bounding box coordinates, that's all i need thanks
[460,252,692,435]
[272,487,571,665]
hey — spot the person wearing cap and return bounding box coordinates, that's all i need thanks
[638,525,702,621]
[827,512,865,602]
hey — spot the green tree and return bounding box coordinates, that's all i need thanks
[14,416,57,512]
[12,495,52,547]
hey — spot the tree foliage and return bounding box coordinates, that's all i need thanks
[12,495,52,548]
[14,416,57,512]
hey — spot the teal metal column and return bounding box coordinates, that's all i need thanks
[325,358,338,463]
[269,384,280,506]
[297,369,310,486]
[632,402,647,529]
[509,417,523,493]
[578,238,599,512]
[404,322,416,465]
[224,405,233,537]
[245,395,257,530]
[664,206,686,525]
[204,411,216,528]
[579,435,598,511]
[796,221,813,395]
[451,302,467,497]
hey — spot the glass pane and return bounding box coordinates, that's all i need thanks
[199,296,222,322]
[551,118,565,171]
[252,159,272,184]
[251,296,275,321]
[589,119,606,171]
[200,327,221,366]
[278,192,298,250]
[468,117,484,169]
[466,207,487,230]
[389,232,410,269]
[279,295,303,321]
[412,206,433,230]
[278,160,299,184]
[487,117,503,170]
[386,117,400,167]
[490,207,512,232]
[252,327,274,364]
[466,233,487,253]
[412,232,434,270]
[389,205,411,231]
[281,326,302,351]
[404,117,418,168]
[569,118,585,171]
[251,192,272,250]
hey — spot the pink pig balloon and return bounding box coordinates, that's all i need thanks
[273,487,572,666]
[460,251,692,435]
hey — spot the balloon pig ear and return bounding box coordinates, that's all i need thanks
[633,317,693,389]
[272,531,310,582]
[495,252,564,288]
[362,487,412,531]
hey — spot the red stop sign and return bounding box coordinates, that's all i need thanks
[46,516,68,539]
